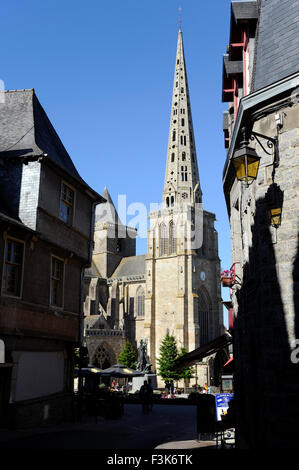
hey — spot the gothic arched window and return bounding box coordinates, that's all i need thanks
[169,220,176,255]
[137,286,145,317]
[159,223,168,256]
[93,344,115,369]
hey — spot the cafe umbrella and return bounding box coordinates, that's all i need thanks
[99,363,143,378]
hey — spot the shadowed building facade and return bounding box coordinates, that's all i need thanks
[0,89,103,428]
[221,0,299,448]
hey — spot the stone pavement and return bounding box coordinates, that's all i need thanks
[0,404,217,449]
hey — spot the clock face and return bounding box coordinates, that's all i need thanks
[200,271,206,281]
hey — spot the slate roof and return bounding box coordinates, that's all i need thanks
[84,262,102,278]
[253,0,299,91]
[223,55,243,76]
[231,1,258,21]
[111,255,146,279]
[95,187,123,225]
[0,90,102,198]
[223,112,229,130]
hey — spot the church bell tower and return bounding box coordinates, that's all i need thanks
[144,28,222,384]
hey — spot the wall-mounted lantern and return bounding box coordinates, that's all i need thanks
[266,183,283,228]
[232,126,279,185]
[268,207,282,227]
[232,127,261,185]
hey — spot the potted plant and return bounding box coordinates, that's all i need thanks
[220,269,233,287]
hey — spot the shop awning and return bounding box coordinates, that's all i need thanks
[172,333,232,369]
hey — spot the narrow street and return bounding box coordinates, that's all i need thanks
[0,404,216,449]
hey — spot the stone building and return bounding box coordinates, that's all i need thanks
[221,0,299,448]
[0,89,103,428]
[84,29,224,387]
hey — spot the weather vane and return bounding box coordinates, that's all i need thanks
[178,6,182,30]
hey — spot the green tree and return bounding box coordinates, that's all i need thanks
[157,334,180,384]
[176,347,194,382]
[117,341,137,369]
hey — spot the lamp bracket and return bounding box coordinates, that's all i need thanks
[249,131,277,156]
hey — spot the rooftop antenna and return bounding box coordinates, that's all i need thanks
[178,6,182,31]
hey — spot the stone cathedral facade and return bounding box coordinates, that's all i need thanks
[83,29,223,386]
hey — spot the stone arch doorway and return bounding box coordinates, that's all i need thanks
[92,342,116,369]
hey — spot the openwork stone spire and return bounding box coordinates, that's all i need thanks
[163,29,202,208]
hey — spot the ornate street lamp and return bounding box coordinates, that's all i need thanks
[232,126,279,185]
[268,207,282,227]
[265,183,283,228]
[232,127,261,185]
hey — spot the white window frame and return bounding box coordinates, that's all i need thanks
[59,181,75,226]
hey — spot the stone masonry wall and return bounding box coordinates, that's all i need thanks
[230,100,299,448]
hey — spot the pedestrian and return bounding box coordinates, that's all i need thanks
[148,379,154,411]
[139,380,150,413]
[170,380,175,397]
[165,382,170,397]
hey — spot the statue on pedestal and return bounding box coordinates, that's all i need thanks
[136,339,152,372]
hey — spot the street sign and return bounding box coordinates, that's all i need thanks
[215,393,234,421]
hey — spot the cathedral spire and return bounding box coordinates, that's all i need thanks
[163,29,202,208]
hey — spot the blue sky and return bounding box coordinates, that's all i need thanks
[1,0,232,324]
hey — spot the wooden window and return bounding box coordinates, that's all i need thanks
[172,130,176,142]
[171,153,175,162]
[60,182,74,225]
[2,238,24,297]
[50,256,64,307]
[181,118,185,126]
[182,152,186,161]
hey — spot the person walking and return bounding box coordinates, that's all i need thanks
[148,379,154,411]
[139,380,150,414]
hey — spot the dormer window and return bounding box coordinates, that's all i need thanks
[60,182,74,225]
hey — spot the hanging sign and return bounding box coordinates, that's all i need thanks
[215,393,234,421]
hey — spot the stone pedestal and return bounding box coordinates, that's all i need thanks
[131,373,157,393]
